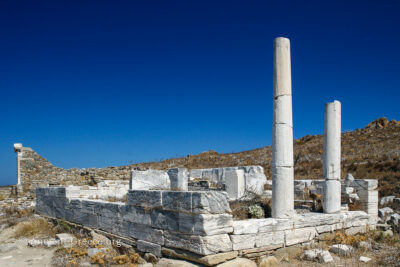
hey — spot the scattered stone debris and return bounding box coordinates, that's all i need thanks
[43,238,60,248]
[380,196,395,206]
[329,244,353,256]
[55,233,74,245]
[317,250,333,263]
[359,256,371,263]
[379,207,394,218]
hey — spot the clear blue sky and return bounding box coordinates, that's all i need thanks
[1,0,399,186]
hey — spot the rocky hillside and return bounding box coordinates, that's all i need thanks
[133,118,400,197]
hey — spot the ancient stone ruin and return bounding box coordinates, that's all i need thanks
[32,37,379,265]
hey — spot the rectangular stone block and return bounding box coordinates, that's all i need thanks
[225,169,245,199]
[192,214,233,235]
[345,225,367,235]
[98,215,120,233]
[232,220,262,235]
[137,240,162,257]
[259,218,293,232]
[48,187,66,197]
[255,231,284,248]
[121,205,152,226]
[68,199,82,209]
[294,213,341,228]
[162,191,192,212]
[126,222,164,245]
[351,179,378,190]
[168,168,189,191]
[127,190,162,209]
[285,227,317,246]
[151,209,179,231]
[164,231,232,255]
[81,200,98,214]
[230,234,256,250]
[192,191,231,214]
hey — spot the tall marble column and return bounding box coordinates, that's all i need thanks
[14,143,23,185]
[323,100,341,213]
[272,37,294,218]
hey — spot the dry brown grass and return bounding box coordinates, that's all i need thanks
[14,217,55,238]
[0,195,6,201]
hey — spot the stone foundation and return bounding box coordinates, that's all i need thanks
[36,186,377,265]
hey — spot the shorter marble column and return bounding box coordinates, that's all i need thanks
[323,101,341,213]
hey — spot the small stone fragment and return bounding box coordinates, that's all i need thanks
[359,256,371,263]
[330,244,353,256]
[303,249,322,261]
[317,250,333,263]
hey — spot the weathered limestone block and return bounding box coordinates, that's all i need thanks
[98,215,121,234]
[341,211,370,228]
[294,213,341,228]
[121,205,152,226]
[180,214,233,235]
[259,218,293,232]
[351,179,378,191]
[81,200,99,214]
[162,191,192,212]
[230,234,256,250]
[168,168,189,191]
[255,231,284,248]
[232,220,263,235]
[75,212,99,228]
[127,190,162,209]
[225,169,245,199]
[240,166,267,195]
[315,224,337,234]
[151,210,179,231]
[330,244,353,256]
[130,169,170,190]
[164,232,232,255]
[137,240,162,257]
[192,191,231,214]
[125,222,164,245]
[284,227,317,246]
[189,169,204,180]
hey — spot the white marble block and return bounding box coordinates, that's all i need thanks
[129,169,170,190]
[168,168,188,191]
[225,169,245,199]
[272,37,294,219]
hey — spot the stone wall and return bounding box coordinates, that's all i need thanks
[36,186,377,265]
[17,146,131,196]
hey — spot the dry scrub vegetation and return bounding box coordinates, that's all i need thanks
[14,217,55,238]
[132,117,400,198]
